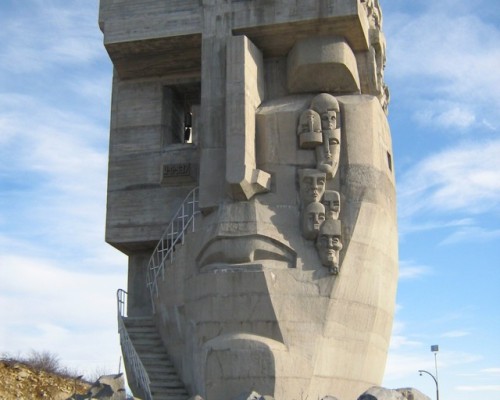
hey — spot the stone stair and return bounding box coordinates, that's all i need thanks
[124,317,189,400]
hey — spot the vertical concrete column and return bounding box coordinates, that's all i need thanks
[198,0,232,210]
[127,250,153,316]
[225,35,270,201]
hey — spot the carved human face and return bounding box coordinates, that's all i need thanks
[299,109,321,135]
[316,219,343,270]
[320,109,337,131]
[299,169,326,204]
[323,190,340,220]
[302,202,326,240]
[316,127,340,179]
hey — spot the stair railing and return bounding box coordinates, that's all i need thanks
[146,187,200,313]
[116,289,153,400]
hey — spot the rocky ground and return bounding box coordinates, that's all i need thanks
[0,360,91,400]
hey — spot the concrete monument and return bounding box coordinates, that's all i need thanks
[100,1,397,399]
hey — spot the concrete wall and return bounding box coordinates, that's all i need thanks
[101,1,397,399]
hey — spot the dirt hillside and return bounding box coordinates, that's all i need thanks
[0,360,91,400]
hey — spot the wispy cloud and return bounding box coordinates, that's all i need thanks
[385,1,500,131]
[439,226,500,245]
[481,368,500,375]
[441,330,470,338]
[0,95,111,261]
[398,139,500,219]
[399,218,474,237]
[0,1,124,376]
[0,252,126,375]
[456,385,500,392]
[0,0,102,74]
[399,260,432,280]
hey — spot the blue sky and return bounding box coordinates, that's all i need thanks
[0,1,499,399]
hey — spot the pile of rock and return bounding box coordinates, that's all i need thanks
[0,360,131,400]
[0,360,90,400]
[188,387,431,400]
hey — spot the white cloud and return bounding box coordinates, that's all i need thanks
[0,1,102,74]
[399,218,474,237]
[389,335,422,351]
[385,2,500,131]
[456,385,500,392]
[419,103,476,130]
[0,253,125,324]
[398,139,500,218]
[439,226,500,245]
[0,90,112,260]
[441,330,470,338]
[481,368,500,375]
[398,260,431,280]
[0,251,126,377]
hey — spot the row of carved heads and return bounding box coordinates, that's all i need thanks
[298,94,343,275]
[361,0,390,113]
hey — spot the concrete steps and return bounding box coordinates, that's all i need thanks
[123,317,189,400]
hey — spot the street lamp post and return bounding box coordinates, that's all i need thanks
[418,344,440,400]
[418,369,439,400]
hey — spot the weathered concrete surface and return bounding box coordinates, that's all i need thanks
[100,1,396,400]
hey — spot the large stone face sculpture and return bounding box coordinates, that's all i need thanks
[100,1,398,400]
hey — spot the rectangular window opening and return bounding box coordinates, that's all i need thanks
[162,83,200,146]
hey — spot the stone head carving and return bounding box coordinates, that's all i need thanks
[299,169,326,204]
[310,94,341,179]
[301,201,326,240]
[323,190,340,220]
[315,127,341,179]
[298,109,322,149]
[362,0,383,30]
[311,93,340,131]
[316,218,343,274]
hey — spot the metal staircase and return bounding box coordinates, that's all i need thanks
[117,290,189,400]
[117,187,200,400]
[124,316,189,400]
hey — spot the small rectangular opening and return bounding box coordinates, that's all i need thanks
[162,83,200,146]
[387,151,392,172]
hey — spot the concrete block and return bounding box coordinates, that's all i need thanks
[287,36,361,94]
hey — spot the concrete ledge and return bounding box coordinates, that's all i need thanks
[287,36,360,94]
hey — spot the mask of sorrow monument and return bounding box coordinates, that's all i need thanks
[100,0,397,399]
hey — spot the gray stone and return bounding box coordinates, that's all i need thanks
[234,391,273,400]
[396,387,431,400]
[358,386,405,400]
[73,374,126,400]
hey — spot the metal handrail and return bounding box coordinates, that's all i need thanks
[116,289,153,400]
[146,187,200,313]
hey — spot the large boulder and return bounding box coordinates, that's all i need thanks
[396,387,431,400]
[72,373,126,400]
[358,386,405,400]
